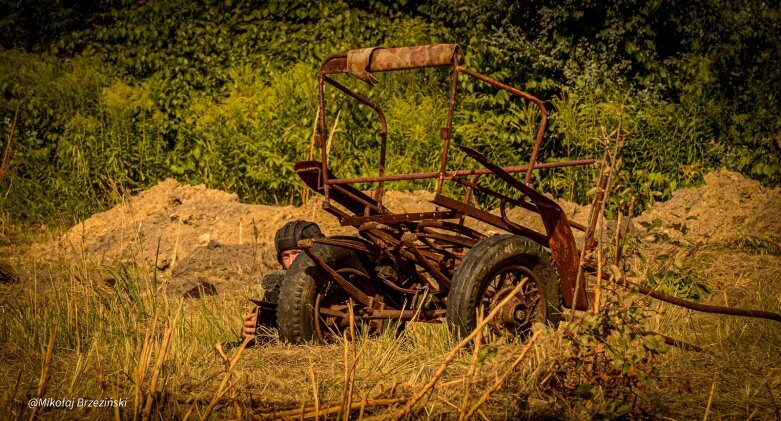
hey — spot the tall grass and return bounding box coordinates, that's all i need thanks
[2,228,779,419]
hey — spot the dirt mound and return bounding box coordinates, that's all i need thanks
[634,168,781,243]
[32,168,778,296]
[29,179,339,294]
[29,180,472,294]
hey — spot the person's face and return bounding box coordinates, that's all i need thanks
[281,249,301,270]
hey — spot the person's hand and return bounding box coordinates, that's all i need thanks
[241,307,259,341]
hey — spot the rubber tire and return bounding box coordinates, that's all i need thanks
[277,242,371,344]
[446,234,562,339]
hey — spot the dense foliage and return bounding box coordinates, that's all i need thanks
[0,0,778,223]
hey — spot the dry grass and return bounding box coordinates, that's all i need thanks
[0,249,567,419]
[1,220,779,420]
[643,247,781,420]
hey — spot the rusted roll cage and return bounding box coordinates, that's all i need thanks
[279,44,780,343]
[284,44,598,342]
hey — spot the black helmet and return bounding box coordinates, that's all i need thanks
[274,220,323,262]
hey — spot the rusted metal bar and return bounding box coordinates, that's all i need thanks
[364,309,447,321]
[416,235,461,262]
[623,279,781,323]
[329,184,384,213]
[295,160,386,215]
[320,77,385,212]
[460,173,480,225]
[402,233,452,289]
[583,164,610,258]
[322,205,350,223]
[455,66,548,185]
[377,273,421,295]
[453,175,535,212]
[358,223,446,263]
[319,307,448,322]
[323,159,595,185]
[433,194,549,245]
[456,145,589,310]
[437,56,461,195]
[406,250,452,290]
[342,211,457,227]
[299,245,373,306]
[417,220,486,241]
[318,307,348,318]
[416,231,477,248]
[306,237,378,255]
[322,76,389,210]
[317,73,330,208]
[452,176,587,232]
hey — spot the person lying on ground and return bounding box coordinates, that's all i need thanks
[241,220,324,342]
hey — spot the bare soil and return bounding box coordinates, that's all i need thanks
[22,168,779,301]
[635,168,781,243]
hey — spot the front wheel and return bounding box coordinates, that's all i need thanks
[277,242,379,344]
[446,235,562,340]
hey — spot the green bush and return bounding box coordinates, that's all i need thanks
[0,0,778,225]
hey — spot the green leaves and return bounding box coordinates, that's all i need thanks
[2,0,780,224]
[550,285,670,418]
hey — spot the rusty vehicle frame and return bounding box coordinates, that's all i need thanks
[268,44,780,344]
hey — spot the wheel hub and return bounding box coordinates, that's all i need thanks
[487,277,542,335]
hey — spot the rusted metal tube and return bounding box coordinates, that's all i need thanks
[451,176,587,232]
[364,309,447,320]
[417,220,486,241]
[323,76,387,135]
[299,246,374,306]
[320,53,348,74]
[327,184,384,214]
[437,58,461,195]
[455,66,548,185]
[324,159,595,185]
[625,280,781,323]
[433,194,549,245]
[322,76,389,210]
[402,233,452,289]
[306,237,377,255]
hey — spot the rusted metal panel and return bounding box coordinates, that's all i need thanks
[295,160,387,216]
[365,309,447,321]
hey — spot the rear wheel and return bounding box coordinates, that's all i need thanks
[277,242,379,344]
[446,235,562,340]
